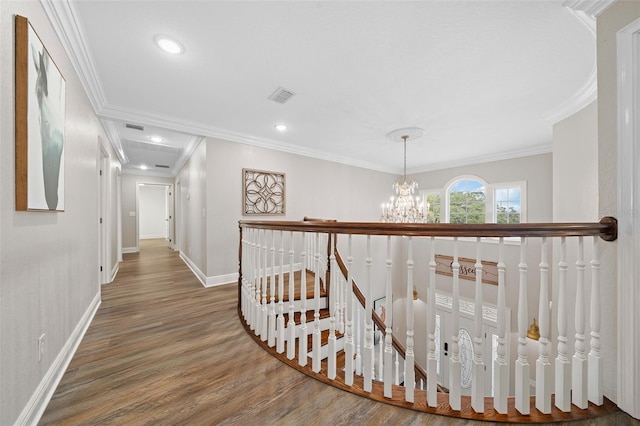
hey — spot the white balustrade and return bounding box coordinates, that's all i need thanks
[276,231,286,354]
[555,237,570,411]
[573,237,588,409]
[405,237,415,403]
[237,220,613,420]
[384,236,394,398]
[268,230,276,348]
[449,237,461,410]
[494,237,508,414]
[472,238,485,413]
[515,237,529,415]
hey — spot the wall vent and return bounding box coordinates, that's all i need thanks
[155,164,170,168]
[125,123,144,131]
[268,87,296,104]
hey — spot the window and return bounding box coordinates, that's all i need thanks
[448,179,486,224]
[424,177,526,225]
[425,193,441,223]
[495,186,521,224]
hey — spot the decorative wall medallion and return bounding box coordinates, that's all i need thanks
[242,168,285,215]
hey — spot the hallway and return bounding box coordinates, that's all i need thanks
[40,240,634,425]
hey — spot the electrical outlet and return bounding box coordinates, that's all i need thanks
[38,333,46,362]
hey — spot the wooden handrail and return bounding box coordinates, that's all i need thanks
[239,216,618,241]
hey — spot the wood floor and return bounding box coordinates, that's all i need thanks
[40,239,637,425]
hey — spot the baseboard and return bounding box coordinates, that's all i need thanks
[179,252,206,286]
[15,291,101,426]
[205,273,238,287]
[140,235,167,240]
[122,247,138,254]
[110,263,119,282]
[203,263,304,288]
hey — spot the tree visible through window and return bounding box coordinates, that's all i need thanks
[495,186,521,224]
[426,193,441,223]
[449,179,486,224]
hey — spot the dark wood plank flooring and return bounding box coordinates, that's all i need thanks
[40,239,637,425]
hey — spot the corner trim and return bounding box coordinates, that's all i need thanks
[15,292,101,426]
[179,251,206,286]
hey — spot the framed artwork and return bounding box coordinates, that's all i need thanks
[242,168,285,215]
[15,15,66,211]
[434,254,498,285]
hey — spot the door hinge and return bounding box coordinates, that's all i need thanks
[100,218,103,224]
[100,266,103,272]
[100,169,102,176]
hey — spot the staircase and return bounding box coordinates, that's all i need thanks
[238,219,621,423]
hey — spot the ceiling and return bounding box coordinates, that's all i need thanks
[45,1,603,177]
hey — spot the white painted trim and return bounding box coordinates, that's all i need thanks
[544,66,597,124]
[205,273,238,288]
[110,263,119,283]
[14,292,101,426]
[140,235,167,240]
[122,247,138,254]
[563,0,616,18]
[204,262,304,288]
[179,251,206,286]
[616,17,640,420]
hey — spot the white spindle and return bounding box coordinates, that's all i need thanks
[384,236,394,398]
[364,236,374,392]
[405,237,415,402]
[395,351,400,386]
[268,230,276,347]
[299,232,308,367]
[515,237,530,415]
[355,302,362,376]
[276,231,285,354]
[261,230,269,341]
[449,237,461,411]
[248,228,255,330]
[312,233,322,373]
[573,236,588,409]
[536,237,552,414]
[555,237,570,411]
[328,243,337,380]
[254,229,262,334]
[472,238,485,413]
[427,236,438,407]
[287,231,296,360]
[589,237,603,405]
[494,237,508,414]
[344,235,355,386]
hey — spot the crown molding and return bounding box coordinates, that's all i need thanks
[543,65,597,124]
[98,104,396,174]
[100,119,127,164]
[408,143,553,175]
[41,0,107,112]
[563,0,616,18]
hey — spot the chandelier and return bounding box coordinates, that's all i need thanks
[380,128,425,223]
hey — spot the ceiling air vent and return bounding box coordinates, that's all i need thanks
[155,164,170,169]
[268,87,295,104]
[125,123,145,131]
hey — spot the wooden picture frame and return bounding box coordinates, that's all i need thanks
[435,254,498,285]
[15,15,66,211]
[242,168,285,215]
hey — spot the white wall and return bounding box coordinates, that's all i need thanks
[0,1,119,424]
[597,0,640,414]
[139,185,167,239]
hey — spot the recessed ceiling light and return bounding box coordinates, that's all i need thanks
[274,124,287,131]
[148,136,164,143]
[140,165,148,170]
[154,35,184,55]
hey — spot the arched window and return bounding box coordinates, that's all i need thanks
[447,178,486,224]
[422,177,526,225]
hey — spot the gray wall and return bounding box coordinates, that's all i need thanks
[0,1,119,424]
